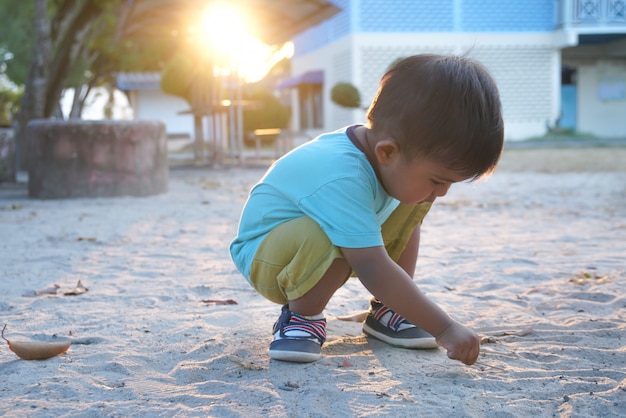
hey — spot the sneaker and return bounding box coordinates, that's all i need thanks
[268,305,326,363]
[362,299,438,349]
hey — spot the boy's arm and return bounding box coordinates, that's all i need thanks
[341,246,480,365]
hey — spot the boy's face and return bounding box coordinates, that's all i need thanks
[380,153,468,205]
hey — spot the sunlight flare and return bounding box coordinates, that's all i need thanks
[200,1,293,82]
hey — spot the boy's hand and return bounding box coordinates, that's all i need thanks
[435,322,480,365]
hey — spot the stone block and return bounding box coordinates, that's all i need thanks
[0,128,16,183]
[27,120,168,198]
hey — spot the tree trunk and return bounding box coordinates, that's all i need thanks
[69,83,92,119]
[13,0,104,171]
[14,0,51,171]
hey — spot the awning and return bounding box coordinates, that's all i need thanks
[116,0,341,46]
[276,70,324,89]
[116,72,161,90]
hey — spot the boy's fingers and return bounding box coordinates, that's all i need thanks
[446,347,480,365]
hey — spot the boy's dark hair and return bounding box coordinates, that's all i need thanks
[366,54,504,180]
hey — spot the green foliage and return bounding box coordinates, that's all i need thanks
[0,0,36,86]
[243,88,289,132]
[160,54,195,104]
[0,0,173,90]
[331,82,361,108]
[0,85,22,127]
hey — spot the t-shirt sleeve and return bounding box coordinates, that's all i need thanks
[298,176,383,249]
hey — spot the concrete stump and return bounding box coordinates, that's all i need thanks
[0,128,16,183]
[27,120,168,198]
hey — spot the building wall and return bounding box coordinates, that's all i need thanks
[291,1,626,139]
[460,0,555,31]
[578,60,626,137]
[295,30,561,140]
[290,35,359,134]
[294,0,556,56]
[135,90,194,138]
[291,0,562,140]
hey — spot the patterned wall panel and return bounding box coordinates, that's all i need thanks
[331,49,356,128]
[359,0,454,32]
[462,0,555,31]
[358,46,444,107]
[357,45,554,124]
[294,0,557,56]
[470,46,554,121]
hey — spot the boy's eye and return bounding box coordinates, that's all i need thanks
[431,179,444,186]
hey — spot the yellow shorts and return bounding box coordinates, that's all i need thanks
[249,202,432,304]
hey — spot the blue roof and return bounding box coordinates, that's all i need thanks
[116,72,161,91]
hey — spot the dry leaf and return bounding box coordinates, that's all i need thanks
[2,325,71,360]
[336,311,369,322]
[201,299,237,305]
[1,203,23,211]
[227,354,264,370]
[31,284,60,297]
[63,280,88,296]
[495,327,533,337]
[480,336,498,344]
[339,359,353,367]
[569,270,611,285]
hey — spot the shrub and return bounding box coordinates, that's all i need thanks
[243,88,290,132]
[331,82,361,108]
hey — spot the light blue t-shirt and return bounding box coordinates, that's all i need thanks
[230,126,399,280]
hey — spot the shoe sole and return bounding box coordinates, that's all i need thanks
[363,323,439,349]
[268,349,321,363]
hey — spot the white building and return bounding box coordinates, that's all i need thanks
[116,72,194,140]
[281,0,626,140]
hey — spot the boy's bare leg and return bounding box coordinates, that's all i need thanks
[288,258,351,316]
[396,225,420,276]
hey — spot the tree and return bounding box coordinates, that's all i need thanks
[8,0,116,170]
[0,0,176,169]
[243,88,290,133]
[0,1,36,87]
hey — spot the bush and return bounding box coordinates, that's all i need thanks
[0,87,22,127]
[160,54,195,104]
[243,88,290,132]
[331,82,361,108]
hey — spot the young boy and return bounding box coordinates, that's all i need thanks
[230,54,504,365]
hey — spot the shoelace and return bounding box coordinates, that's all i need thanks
[282,313,327,343]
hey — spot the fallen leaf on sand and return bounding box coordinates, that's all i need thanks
[2,325,71,360]
[63,280,88,296]
[26,284,61,297]
[278,381,299,391]
[201,299,238,305]
[569,270,611,285]
[1,203,23,211]
[24,280,88,297]
[336,311,369,322]
[495,327,533,337]
[227,355,265,370]
[339,359,353,367]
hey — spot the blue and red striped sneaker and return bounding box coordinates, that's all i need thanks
[268,304,327,362]
[362,299,438,349]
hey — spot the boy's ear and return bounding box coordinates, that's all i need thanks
[374,139,400,164]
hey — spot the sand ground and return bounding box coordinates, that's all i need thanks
[0,144,624,417]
